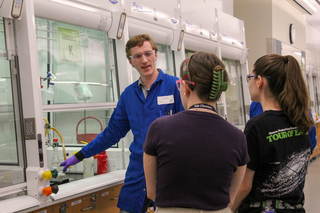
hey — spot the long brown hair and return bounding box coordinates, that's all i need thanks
[253,54,313,134]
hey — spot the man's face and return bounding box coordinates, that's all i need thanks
[129,41,158,79]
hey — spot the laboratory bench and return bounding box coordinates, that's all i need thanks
[0,170,126,213]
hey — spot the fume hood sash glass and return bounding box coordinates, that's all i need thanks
[0,18,25,190]
[36,17,119,105]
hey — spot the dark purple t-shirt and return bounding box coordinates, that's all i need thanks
[144,110,249,210]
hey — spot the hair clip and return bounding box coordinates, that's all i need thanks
[209,70,228,100]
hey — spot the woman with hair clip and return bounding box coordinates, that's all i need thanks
[143,51,249,213]
[232,54,314,213]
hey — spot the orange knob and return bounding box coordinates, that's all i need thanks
[42,186,52,196]
[42,185,59,196]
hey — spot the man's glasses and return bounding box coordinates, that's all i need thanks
[129,50,155,61]
[176,80,195,91]
[246,74,271,83]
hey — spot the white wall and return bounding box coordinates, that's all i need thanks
[272,0,306,51]
[234,0,309,70]
[306,22,320,71]
[234,0,273,69]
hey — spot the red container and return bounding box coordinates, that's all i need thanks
[97,151,108,175]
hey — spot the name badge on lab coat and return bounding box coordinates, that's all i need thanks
[157,95,174,105]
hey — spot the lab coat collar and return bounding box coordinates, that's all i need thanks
[136,68,164,89]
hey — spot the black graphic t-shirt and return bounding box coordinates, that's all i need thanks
[239,110,311,213]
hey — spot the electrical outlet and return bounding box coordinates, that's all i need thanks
[24,118,36,139]
[27,121,33,135]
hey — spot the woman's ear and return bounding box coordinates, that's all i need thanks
[257,75,267,89]
[257,75,264,89]
[183,81,191,95]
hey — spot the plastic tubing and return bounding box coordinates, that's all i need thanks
[43,118,67,161]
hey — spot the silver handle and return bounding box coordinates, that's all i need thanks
[110,196,119,200]
[81,206,93,211]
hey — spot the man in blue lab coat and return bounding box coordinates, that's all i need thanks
[61,34,184,213]
[249,101,317,150]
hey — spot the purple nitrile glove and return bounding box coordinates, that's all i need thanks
[60,155,81,173]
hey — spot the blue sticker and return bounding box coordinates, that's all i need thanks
[171,19,177,24]
[133,2,153,13]
[109,0,118,4]
[186,20,199,29]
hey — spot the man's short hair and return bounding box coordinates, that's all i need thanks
[125,34,158,59]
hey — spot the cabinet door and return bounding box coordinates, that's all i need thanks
[316,123,320,140]
[65,194,92,212]
[148,207,155,213]
[313,123,320,156]
[30,184,123,213]
[33,204,61,213]
[96,184,123,213]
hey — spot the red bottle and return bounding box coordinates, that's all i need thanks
[97,151,108,175]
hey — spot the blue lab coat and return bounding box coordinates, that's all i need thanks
[81,69,184,213]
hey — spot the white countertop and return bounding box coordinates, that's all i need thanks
[51,169,126,200]
[0,170,126,213]
[0,196,40,213]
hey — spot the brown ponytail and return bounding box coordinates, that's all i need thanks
[253,54,314,134]
[278,55,313,134]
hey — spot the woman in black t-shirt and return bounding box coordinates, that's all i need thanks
[144,52,250,213]
[232,54,314,213]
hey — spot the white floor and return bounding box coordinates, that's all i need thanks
[304,156,320,212]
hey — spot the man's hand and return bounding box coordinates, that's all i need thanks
[60,155,81,172]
